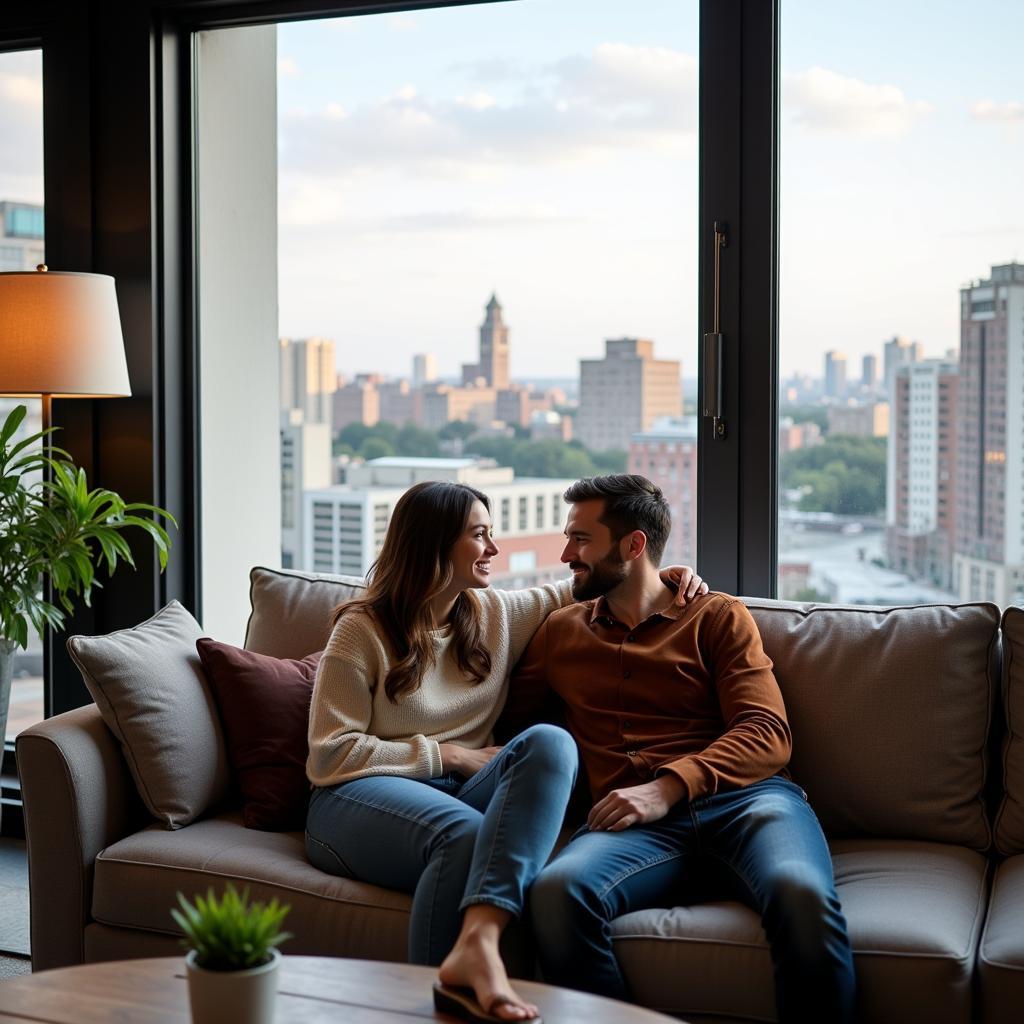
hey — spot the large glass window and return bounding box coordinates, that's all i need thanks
[0,48,45,741]
[273,0,699,587]
[778,0,1024,605]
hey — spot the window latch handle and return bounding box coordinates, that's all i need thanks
[703,221,728,439]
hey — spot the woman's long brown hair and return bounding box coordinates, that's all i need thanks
[332,481,493,702]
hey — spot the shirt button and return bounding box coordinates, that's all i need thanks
[623,720,633,729]
[626,634,636,643]
[627,749,638,756]
[623,670,631,679]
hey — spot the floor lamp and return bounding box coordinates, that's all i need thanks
[0,265,131,437]
[0,264,131,742]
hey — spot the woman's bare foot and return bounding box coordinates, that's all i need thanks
[438,906,539,1021]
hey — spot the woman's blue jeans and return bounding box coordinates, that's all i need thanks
[529,776,856,1024]
[305,723,578,965]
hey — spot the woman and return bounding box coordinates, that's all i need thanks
[305,480,704,1024]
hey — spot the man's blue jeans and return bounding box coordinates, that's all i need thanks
[305,723,578,965]
[529,776,856,1024]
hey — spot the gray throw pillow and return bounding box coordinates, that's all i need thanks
[745,597,998,851]
[244,566,365,660]
[67,600,229,829]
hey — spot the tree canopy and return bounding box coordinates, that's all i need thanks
[780,434,887,515]
[332,420,626,478]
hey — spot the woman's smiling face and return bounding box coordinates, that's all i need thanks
[448,499,500,591]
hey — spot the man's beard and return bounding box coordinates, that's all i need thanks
[570,547,628,601]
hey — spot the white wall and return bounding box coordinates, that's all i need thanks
[197,26,280,642]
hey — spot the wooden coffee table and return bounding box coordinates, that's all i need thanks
[0,955,681,1022]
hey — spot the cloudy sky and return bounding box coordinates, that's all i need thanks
[2,0,1022,380]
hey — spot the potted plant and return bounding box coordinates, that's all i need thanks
[172,884,292,1024]
[0,404,174,778]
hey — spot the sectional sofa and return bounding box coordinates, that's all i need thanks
[16,566,1024,1023]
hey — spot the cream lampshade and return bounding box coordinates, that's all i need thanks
[0,267,131,411]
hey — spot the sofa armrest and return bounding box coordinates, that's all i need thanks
[16,703,147,971]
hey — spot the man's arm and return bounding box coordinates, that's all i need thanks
[494,615,560,742]
[656,597,792,802]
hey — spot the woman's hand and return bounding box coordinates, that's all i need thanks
[439,743,503,777]
[660,565,709,607]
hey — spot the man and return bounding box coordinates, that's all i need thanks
[508,474,856,1023]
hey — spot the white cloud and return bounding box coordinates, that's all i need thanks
[278,57,300,79]
[784,66,933,137]
[970,98,1024,123]
[277,42,698,186]
[456,92,497,111]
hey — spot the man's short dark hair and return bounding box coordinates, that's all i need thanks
[563,474,671,565]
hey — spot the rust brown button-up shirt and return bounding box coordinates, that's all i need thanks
[508,591,792,803]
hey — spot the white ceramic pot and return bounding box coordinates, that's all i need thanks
[185,947,281,1024]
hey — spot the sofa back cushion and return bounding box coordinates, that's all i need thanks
[996,607,1024,854]
[244,566,365,659]
[744,598,999,850]
[67,600,230,829]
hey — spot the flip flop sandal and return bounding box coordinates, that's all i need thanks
[433,982,542,1024]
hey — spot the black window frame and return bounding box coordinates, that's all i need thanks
[0,0,779,736]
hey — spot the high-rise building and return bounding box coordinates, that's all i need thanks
[824,351,847,398]
[886,360,958,588]
[883,335,923,398]
[0,201,44,271]
[304,458,573,585]
[462,294,510,389]
[332,377,380,430]
[280,337,337,425]
[827,402,889,438]
[280,409,332,570]
[861,353,878,390]
[496,387,531,428]
[421,384,496,430]
[778,417,823,454]
[953,262,1024,604]
[379,379,422,425]
[576,338,682,453]
[628,418,697,568]
[412,353,437,389]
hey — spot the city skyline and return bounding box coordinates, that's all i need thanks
[2,2,1022,379]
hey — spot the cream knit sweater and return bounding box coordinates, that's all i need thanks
[306,579,575,787]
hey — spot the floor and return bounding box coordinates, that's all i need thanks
[0,837,31,977]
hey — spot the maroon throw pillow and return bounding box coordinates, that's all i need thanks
[196,638,321,831]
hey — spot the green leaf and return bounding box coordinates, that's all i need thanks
[0,405,27,447]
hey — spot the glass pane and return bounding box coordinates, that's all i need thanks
[277,1,699,584]
[779,1,1024,606]
[0,48,45,740]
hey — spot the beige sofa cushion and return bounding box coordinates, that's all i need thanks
[91,812,535,974]
[977,855,1024,1024]
[67,601,229,829]
[92,813,410,962]
[745,599,998,849]
[996,607,1024,854]
[614,839,988,1023]
[244,566,365,659]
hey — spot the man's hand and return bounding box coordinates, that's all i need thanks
[659,565,709,607]
[587,774,688,831]
[439,743,503,777]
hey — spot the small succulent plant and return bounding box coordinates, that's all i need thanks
[172,884,292,971]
